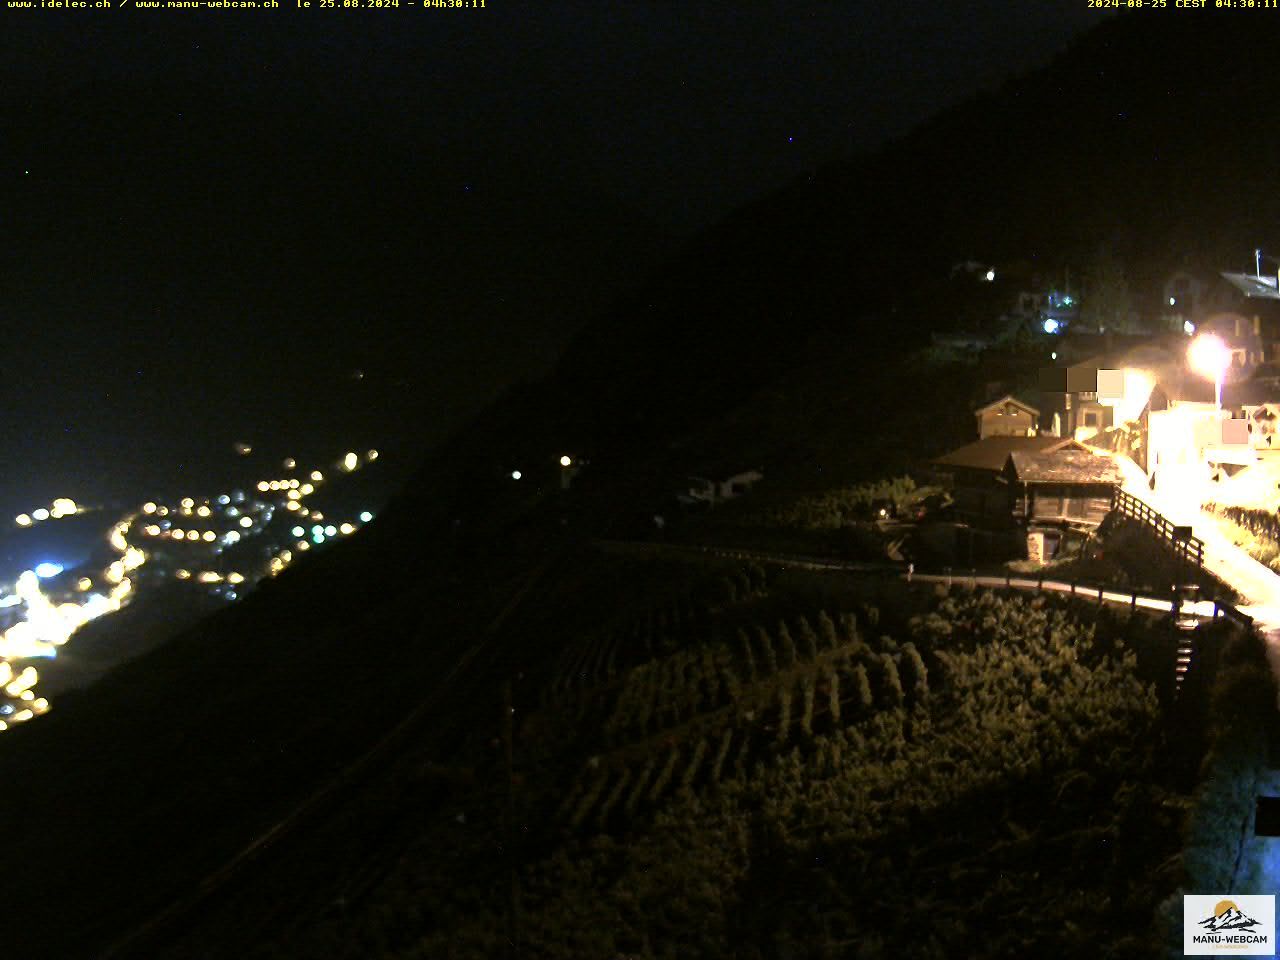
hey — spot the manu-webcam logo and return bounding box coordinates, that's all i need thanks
[1184,895,1275,955]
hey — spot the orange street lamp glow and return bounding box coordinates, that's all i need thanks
[1187,334,1230,409]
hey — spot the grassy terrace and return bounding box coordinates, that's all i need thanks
[1206,503,1280,575]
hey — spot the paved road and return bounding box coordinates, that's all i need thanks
[1109,454,1280,682]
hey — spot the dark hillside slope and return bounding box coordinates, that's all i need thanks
[519,13,1280,479]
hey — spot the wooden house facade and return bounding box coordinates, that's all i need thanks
[1004,449,1119,527]
[974,394,1039,439]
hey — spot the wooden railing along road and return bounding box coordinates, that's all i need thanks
[1111,486,1205,567]
[595,539,1242,624]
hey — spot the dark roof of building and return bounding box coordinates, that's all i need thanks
[1223,377,1280,407]
[1007,449,1120,485]
[933,435,1082,472]
[973,394,1039,417]
[1221,271,1280,300]
[1150,372,1216,408]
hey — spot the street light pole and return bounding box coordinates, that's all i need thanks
[1188,333,1230,411]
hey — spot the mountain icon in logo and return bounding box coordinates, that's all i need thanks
[1199,900,1263,933]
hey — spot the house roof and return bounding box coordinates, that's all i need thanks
[1221,271,1280,300]
[1006,449,1120,485]
[1146,358,1235,410]
[1224,377,1280,408]
[973,394,1039,417]
[933,435,1082,473]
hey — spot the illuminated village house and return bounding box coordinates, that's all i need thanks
[974,394,1038,439]
[933,435,1119,561]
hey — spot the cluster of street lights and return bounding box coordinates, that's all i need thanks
[13,498,81,527]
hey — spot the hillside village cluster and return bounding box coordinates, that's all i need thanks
[930,256,1280,566]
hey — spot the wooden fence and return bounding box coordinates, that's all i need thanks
[1111,487,1204,567]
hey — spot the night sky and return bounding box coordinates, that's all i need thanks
[0,2,1107,516]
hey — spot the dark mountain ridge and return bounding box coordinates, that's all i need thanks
[447,13,1280,495]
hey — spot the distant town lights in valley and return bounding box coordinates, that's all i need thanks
[33,563,62,579]
[560,455,572,467]
[359,511,373,522]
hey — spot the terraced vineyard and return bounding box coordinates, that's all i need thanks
[253,560,1220,960]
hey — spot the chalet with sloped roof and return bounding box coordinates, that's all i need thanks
[974,394,1039,439]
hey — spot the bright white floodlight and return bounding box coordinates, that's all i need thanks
[1187,334,1230,409]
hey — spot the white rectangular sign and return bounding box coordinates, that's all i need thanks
[1184,894,1276,956]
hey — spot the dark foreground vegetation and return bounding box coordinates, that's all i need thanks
[145,553,1268,960]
